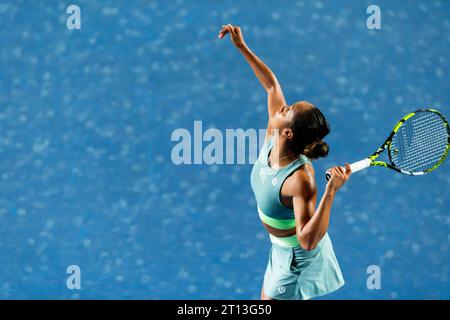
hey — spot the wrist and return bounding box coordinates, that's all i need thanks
[237,42,248,51]
[325,184,337,197]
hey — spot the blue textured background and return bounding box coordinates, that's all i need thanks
[0,0,449,299]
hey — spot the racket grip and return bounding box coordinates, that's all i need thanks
[325,158,371,181]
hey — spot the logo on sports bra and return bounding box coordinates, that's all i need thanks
[259,168,268,183]
[271,177,278,186]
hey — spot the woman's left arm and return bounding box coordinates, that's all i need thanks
[218,24,286,121]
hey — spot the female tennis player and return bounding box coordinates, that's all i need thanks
[219,24,352,300]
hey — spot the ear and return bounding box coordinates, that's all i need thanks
[283,128,293,140]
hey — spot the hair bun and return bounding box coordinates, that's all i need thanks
[303,140,329,159]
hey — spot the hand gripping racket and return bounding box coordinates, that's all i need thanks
[325,109,450,181]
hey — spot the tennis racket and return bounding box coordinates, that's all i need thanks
[325,109,450,181]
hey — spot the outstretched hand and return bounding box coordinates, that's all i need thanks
[218,24,246,48]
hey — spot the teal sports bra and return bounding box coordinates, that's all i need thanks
[250,135,311,230]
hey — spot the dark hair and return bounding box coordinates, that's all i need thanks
[288,106,330,159]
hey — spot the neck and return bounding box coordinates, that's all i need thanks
[269,135,298,168]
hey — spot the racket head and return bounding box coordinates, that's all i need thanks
[387,109,449,175]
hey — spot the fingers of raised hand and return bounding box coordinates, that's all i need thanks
[218,24,242,39]
[218,26,229,38]
[226,24,240,34]
[225,24,235,36]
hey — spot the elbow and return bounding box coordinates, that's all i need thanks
[297,234,318,251]
[301,243,318,252]
[267,82,280,94]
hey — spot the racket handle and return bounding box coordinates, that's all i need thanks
[325,158,371,181]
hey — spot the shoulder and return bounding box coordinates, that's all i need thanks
[289,164,317,199]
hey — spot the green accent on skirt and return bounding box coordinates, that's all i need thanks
[269,234,299,247]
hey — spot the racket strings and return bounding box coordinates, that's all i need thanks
[391,113,447,171]
[390,111,448,173]
[397,119,444,161]
[393,116,446,170]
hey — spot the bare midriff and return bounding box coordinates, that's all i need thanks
[261,221,297,238]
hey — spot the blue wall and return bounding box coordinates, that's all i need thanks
[0,0,449,299]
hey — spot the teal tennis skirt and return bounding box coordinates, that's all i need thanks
[263,233,345,300]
